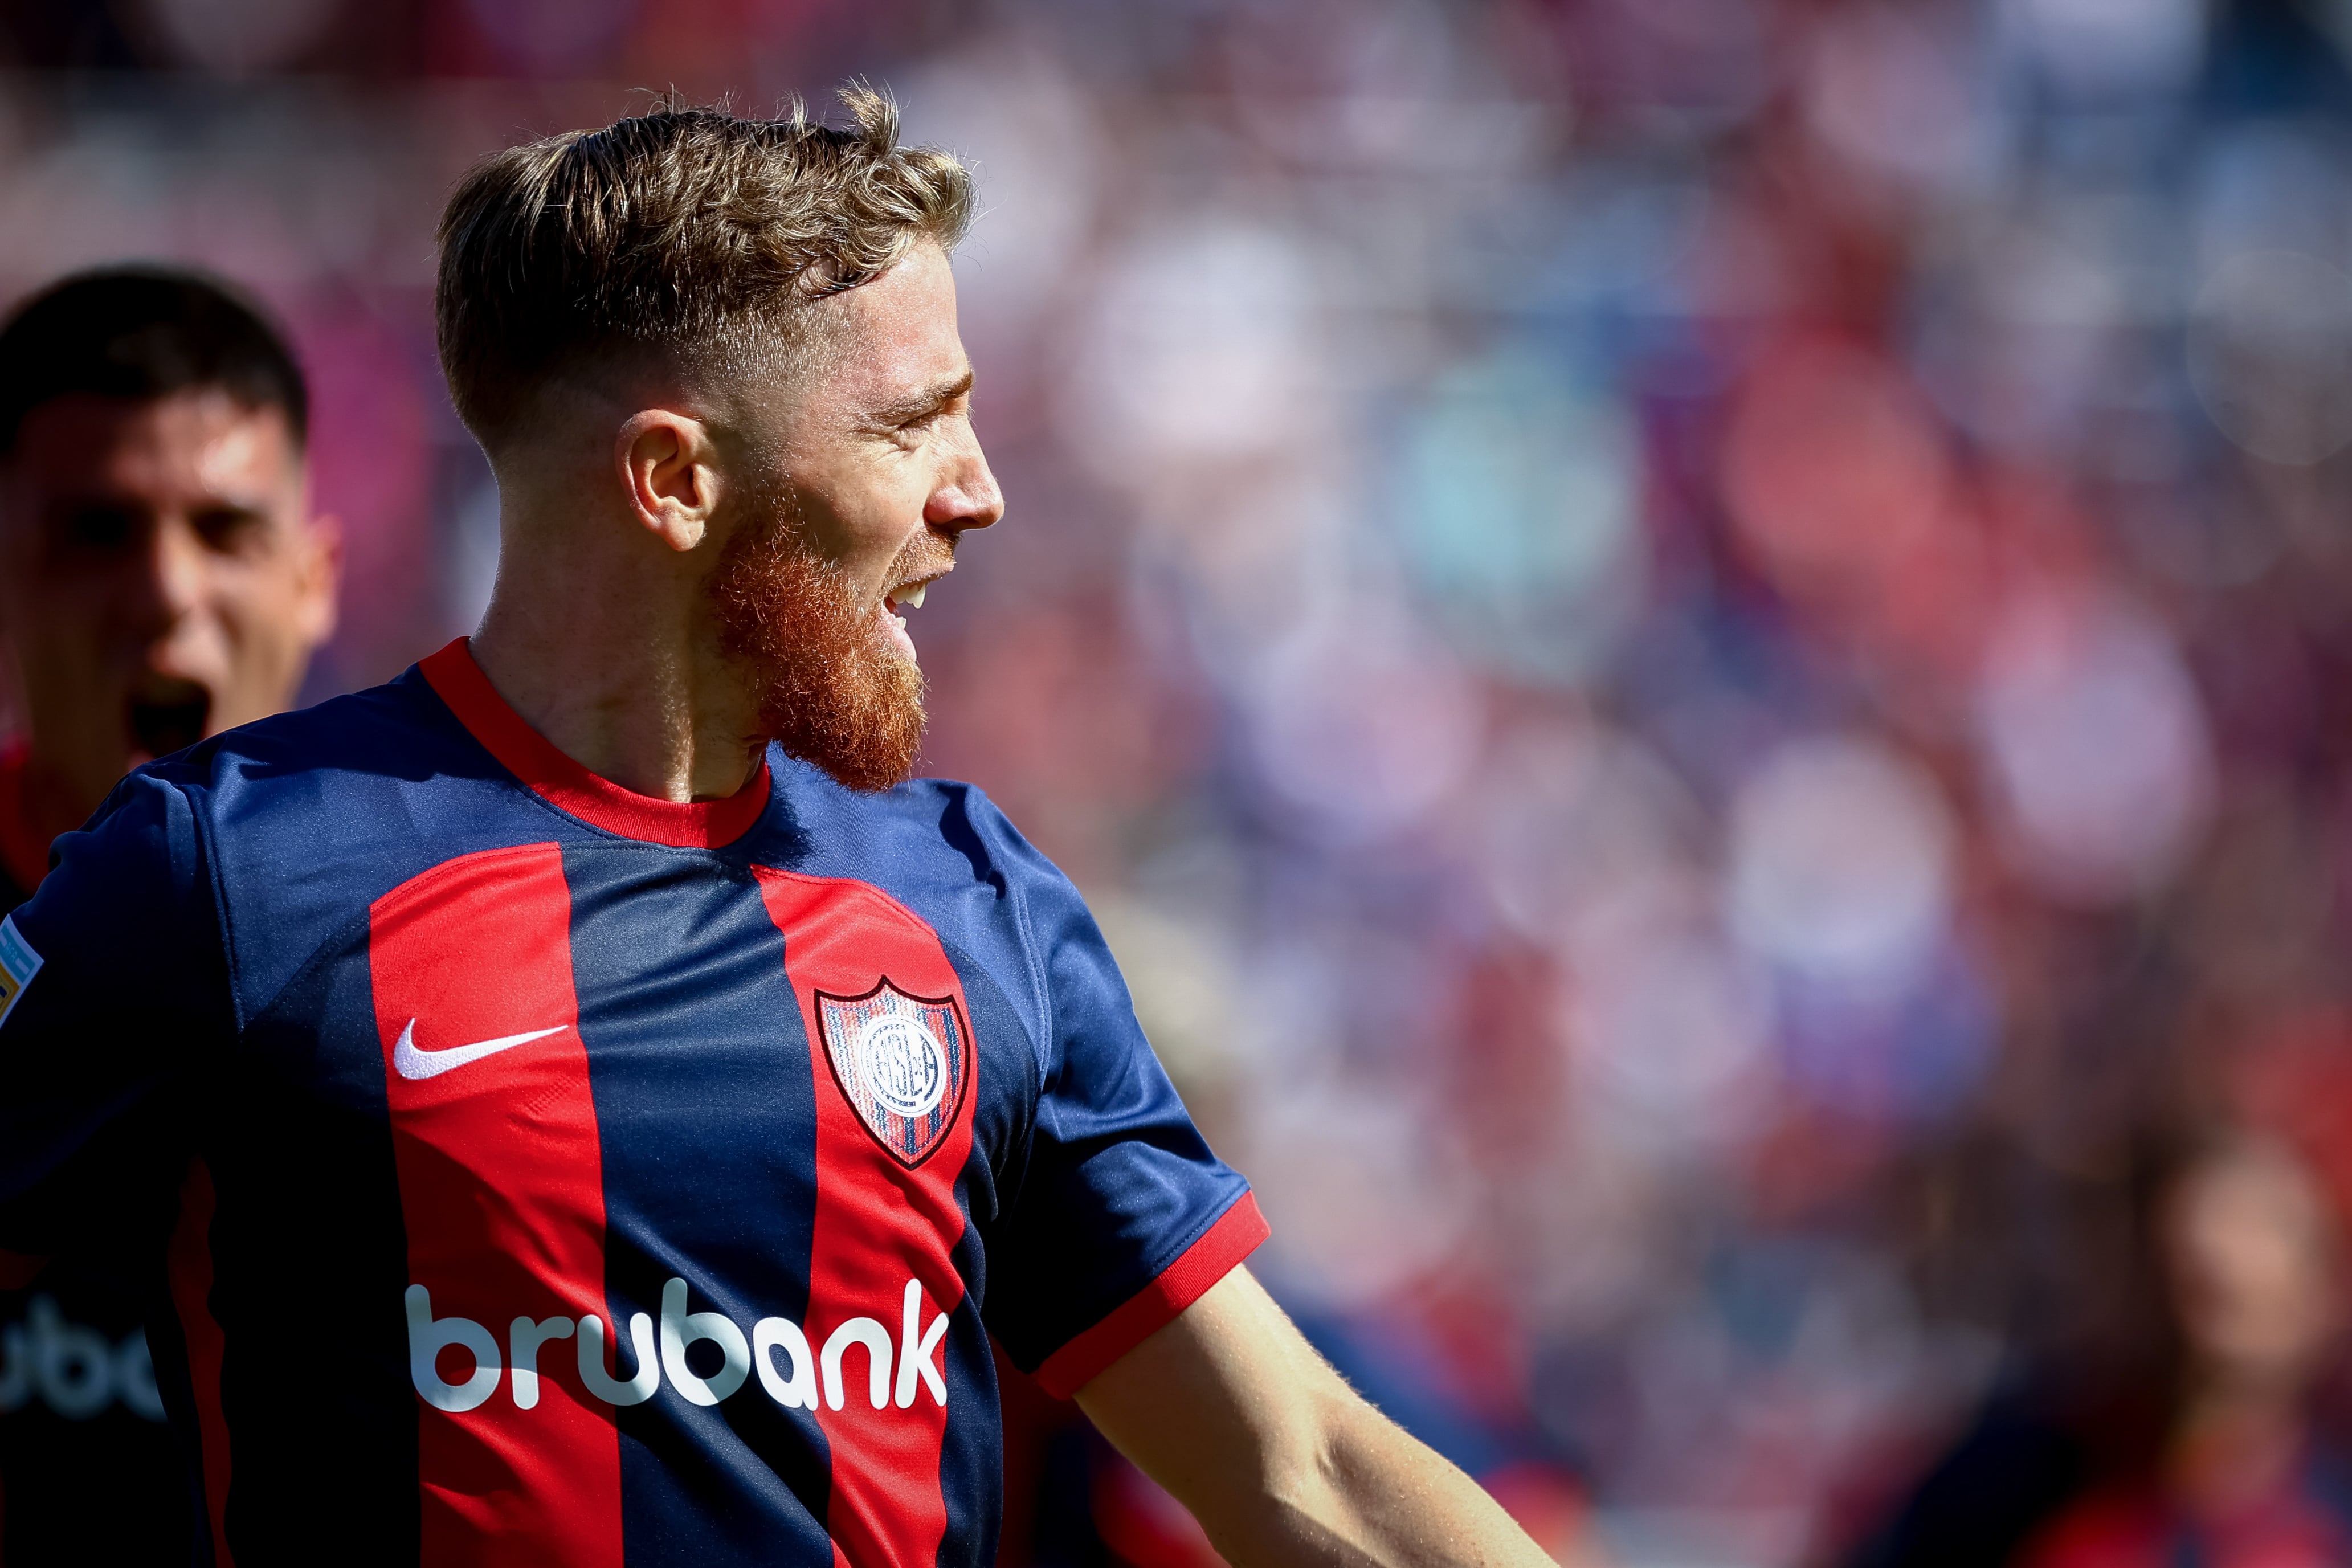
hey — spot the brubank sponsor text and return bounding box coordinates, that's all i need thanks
[406,1277,951,1415]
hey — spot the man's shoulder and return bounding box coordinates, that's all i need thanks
[121,665,556,1015]
[769,755,1068,903]
[765,758,1087,1045]
[164,665,464,799]
[29,668,467,895]
[150,664,551,861]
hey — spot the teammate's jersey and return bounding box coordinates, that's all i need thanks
[0,640,1265,1568]
[0,738,193,1566]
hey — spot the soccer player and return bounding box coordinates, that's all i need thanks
[0,269,338,1561]
[0,95,1550,1567]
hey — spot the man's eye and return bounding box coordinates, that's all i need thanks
[55,505,137,553]
[908,397,971,431]
[191,507,266,553]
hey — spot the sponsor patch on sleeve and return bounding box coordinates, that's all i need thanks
[0,914,42,1028]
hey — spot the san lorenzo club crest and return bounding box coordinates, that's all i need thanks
[815,979,970,1167]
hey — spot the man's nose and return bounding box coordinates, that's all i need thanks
[125,514,206,638]
[925,439,1004,534]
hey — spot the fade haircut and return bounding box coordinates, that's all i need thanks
[0,266,308,455]
[435,85,974,447]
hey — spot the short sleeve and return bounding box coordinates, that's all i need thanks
[978,842,1266,1398]
[0,770,230,1254]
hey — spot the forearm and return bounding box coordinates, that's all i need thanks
[1216,1389,1554,1568]
[1076,1268,1556,1568]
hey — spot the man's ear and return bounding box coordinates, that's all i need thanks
[297,512,343,650]
[615,410,722,552]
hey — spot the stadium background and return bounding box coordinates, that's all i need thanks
[3,0,2351,1563]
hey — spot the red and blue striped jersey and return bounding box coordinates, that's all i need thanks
[0,638,1265,1568]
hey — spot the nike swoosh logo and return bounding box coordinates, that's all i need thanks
[391,1019,570,1081]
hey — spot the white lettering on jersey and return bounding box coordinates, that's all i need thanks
[404,1277,950,1415]
[405,1285,501,1412]
[896,1277,949,1408]
[576,1309,659,1406]
[822,1317,893,1412]
[508,1316,574,1411]
[0,1296,164,1423]
[753,1316,817,1408]
[660,1279,749,1406]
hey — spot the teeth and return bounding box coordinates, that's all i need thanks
[900,584,926,610]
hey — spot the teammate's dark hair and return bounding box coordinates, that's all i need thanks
[435,85,973,448]
[0,266,309,455]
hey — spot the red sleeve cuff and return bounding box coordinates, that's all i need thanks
[1032,1191,1269,1399]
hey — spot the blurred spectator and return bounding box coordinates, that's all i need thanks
[1849,1127,2352,1568]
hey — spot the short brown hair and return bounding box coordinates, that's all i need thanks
[435,85,973,444]
[0,267,308,454]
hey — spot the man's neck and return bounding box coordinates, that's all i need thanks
[2169,1375,2306,1517]
[0,741,80,895]
[469,530,764,805]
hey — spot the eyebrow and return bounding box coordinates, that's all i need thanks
[869,366,974,427]
[47,489,269,516]
[43,492,276,532]
[190,499,273,526]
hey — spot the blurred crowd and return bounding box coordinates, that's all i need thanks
[10,0,2352,1563]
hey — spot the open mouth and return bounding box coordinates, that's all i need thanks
[125,676,212,759]
[881,574,945,657]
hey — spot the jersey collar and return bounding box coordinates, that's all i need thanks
[419,638,772,850]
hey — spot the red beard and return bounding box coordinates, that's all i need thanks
[707,505,932,794]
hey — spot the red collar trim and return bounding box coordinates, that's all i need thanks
[418,639,771,850]
[0,738,50,894]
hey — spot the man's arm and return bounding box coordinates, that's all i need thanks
[1075,1265,1557,1568]
[0,771,218,1250]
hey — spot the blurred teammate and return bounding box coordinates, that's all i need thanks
[0,94,1548,1567]
[0,269,337,1560]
